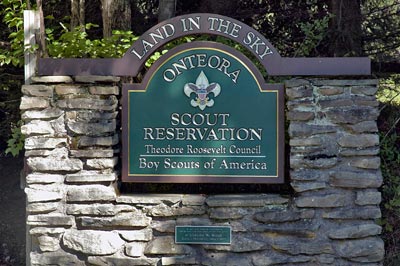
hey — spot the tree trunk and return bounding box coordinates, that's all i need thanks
[158,0,176,22]
[71,0,86,30]
[328,0,362,56]
[71,0,79,29]
[100,0,131,38]
[36,0,48,57]
[79,0,85,27]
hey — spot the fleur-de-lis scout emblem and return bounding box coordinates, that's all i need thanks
[184,71,221,110]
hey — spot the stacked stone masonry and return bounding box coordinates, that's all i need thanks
[22,76,383,265]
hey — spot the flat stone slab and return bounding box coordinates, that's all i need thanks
[26,173,65,184]
[119,229,153,242]
[65,171,117,183]
[117,194,184,205]
[77,213,151,228]
[25,188,63,203]
[63,229,124,255]
[88,255,156,266]
[28,157,83,172]
[66,203,134,216]
[32,76,73,83]
[144,236,192,255]
[334,237,384,262]
[25,137,67,150]
[75,76,120,83]
[22,85,54,97]
[30,251,85,266]
[206,194,289,207]
[27,215,74,227]
[67,185,116,202]
[328,223,382,239]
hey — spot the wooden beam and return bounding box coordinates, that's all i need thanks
[24,10,39,85]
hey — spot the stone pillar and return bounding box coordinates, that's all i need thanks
[22,75,121,265]
[286,78,384,265]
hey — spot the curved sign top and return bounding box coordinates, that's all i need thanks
[124,13,281,68]
[38,13,370,76]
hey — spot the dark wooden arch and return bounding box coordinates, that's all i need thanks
[38,13,370,76]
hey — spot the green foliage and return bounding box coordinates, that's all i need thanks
[5,120,24,157]
[379,127,400,265]
[250,0,331,57]
[362,0,400,62]
[0,0,26,155]
[377,74,400,105]
[295,15,330,56]
[0,0,27,67]
[377,75,400,266]
[380,131,400,217]
[0,1,25,154]
[47,23,139,58]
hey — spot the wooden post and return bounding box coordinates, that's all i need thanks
[23,11,39,265]
[24,10,39,85]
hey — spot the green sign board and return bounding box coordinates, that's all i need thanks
[122,42,284,183]
[175,226,231,245]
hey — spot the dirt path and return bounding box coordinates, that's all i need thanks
[0,155,25,265]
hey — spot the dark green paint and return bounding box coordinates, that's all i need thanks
[175,226,231,244]
[127,48,279,180]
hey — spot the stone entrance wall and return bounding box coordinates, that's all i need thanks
[22,76,384,265]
